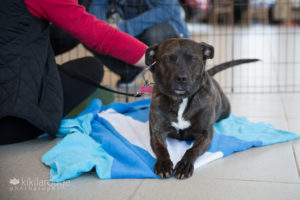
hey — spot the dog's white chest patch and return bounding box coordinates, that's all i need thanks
[171,98,191,131]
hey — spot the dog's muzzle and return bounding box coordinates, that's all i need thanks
[172,74,190,95]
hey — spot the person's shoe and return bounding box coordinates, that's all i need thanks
[116,70,144,88]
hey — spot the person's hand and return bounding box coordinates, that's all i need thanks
[134,53,147,68]
[110,23,118,29]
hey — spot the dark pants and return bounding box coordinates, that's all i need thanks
[0,57,104,145]
[50,23,178,79]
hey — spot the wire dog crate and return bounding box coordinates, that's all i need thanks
[55,0,300,102]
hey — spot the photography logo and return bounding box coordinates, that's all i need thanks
[9,178,20,185]
[8,177,70,192]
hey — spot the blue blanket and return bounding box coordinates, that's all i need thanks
[42,99,300,182]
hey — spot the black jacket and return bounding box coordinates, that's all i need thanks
[0,0,63,136]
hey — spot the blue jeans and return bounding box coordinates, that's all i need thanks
[90,23,179,79]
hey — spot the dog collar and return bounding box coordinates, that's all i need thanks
[144,61,157,71]
[138,61,156,94]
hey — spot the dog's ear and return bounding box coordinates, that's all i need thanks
[145,44,159,66]
[200,42,214,60]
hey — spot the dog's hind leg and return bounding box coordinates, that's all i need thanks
[174,127,213,179]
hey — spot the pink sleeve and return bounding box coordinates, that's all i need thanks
[24,0,147,65]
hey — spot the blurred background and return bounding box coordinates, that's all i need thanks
[55,0,300,103]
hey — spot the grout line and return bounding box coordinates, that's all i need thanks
[278,93,292,133]
[279,93,289,124]
[292,143,300,179]
[277,93,300,180]
[211,177,300,185]
[128,180,144,200]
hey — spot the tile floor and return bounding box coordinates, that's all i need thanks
[0,92,300,200]
[1,24,300,199]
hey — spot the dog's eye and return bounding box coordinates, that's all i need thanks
[185,55,198,63]
[186,56,199,63]
[162,54,176,63]
[191,56,198,62]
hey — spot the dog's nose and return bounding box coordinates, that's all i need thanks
[175,75,188,84]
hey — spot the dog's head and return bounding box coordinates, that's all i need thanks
[145,38,214,98]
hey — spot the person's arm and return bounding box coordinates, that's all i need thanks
[24,0,147,67]
[117,0,180,37]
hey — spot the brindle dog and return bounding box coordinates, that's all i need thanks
[146,38,258,179]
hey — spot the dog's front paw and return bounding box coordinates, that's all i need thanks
[154,159,173,178]
[174,159,194,179]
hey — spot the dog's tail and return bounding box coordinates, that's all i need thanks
[207,59,259,76]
